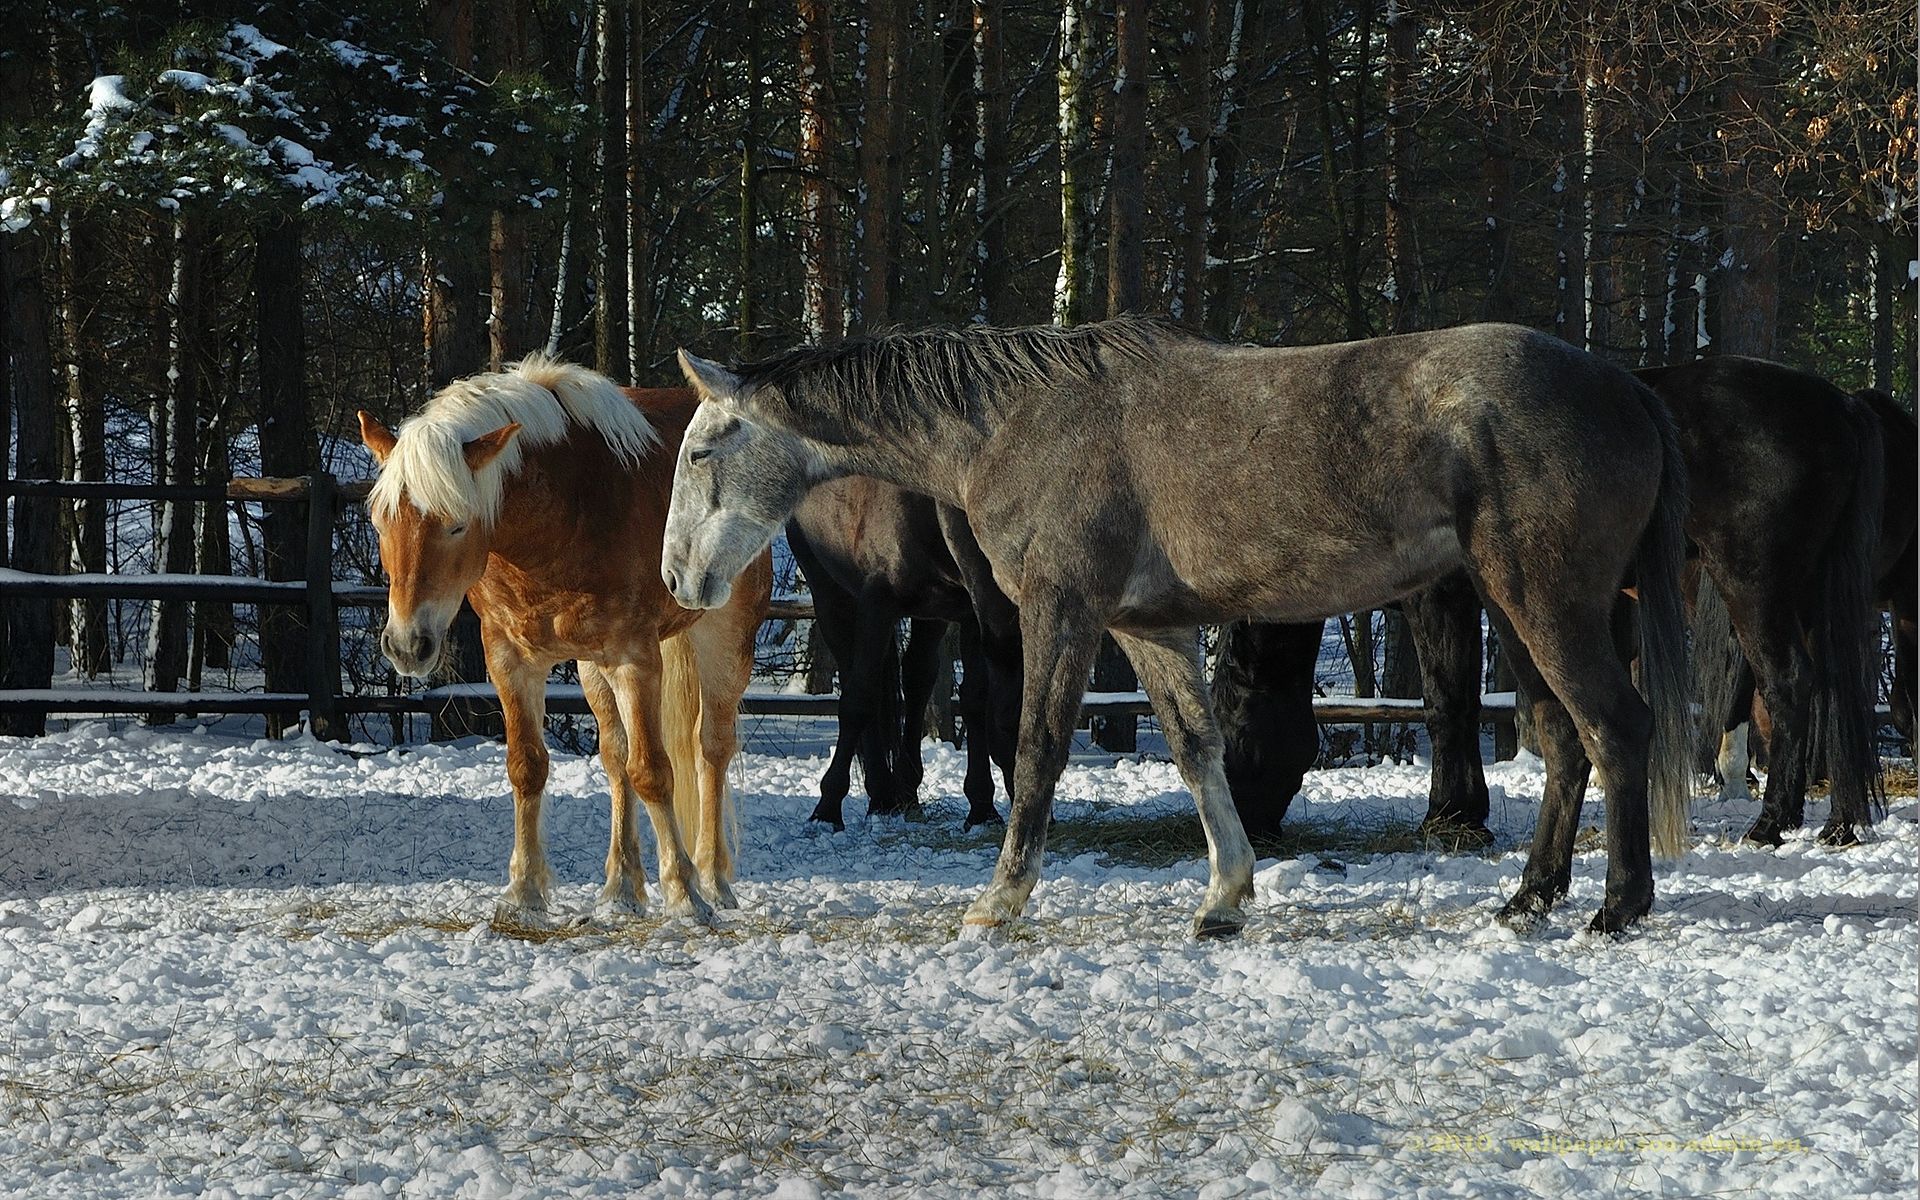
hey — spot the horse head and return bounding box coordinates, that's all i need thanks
[359,410,519,678]
[664,351,824,610]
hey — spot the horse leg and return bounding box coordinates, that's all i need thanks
[963,587,1102,930]
[605,651,713,923]
[895,617,948,817]
[957,620,1004,828]
[1405,573,1492,840]
[486,643,555,921]
[1114,629,1258,938]
[1478,606,1594,923]
[1715,662,1756,803]
[935,501,1022,808]
[1481,592,1657,933]
[579,661,648,919]
[1725,600,1815,846]
[852,594,907,816]
[685,603,758,909]
[804,576,862,829]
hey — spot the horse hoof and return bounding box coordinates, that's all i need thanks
[963,887,1025,929]
[491,900,554,931]
[962,808,1005,831]
[1741,822,1788,848]
[807,809,846,832]
[1816,821,1861,848]
[1192,907,1246,940]
[701,877,740,910]
[1586,904,1647,935]
[660,888,716,926]
[589,893,648,924]
[1496,888,1557,929]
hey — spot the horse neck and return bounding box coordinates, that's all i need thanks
[486,434,660,569]
[813,408,991,509]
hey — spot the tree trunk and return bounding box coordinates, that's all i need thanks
[1585,39,1623,361]
[1054,0,1095,325]
[547,11,597,357]
[1384,0,1419,334]
[1169,0,1210,327]
[797,0,843,342]
[1093,0,1148,750]
[594,0,631,378]
[971,0,1009,322]
[143,211,205,718]
[626,0,651,371]
[1303,0,1368,338]
[1,222,60,736]
[253,211,318,737]
[1716,58,1780,359]
[739,0,761,354]
[1549,40,1587,349]
[855,0,902,331]
[1479,41,1515,322]
[1203,0,1255,339]
[1104,0,1146,316]
[196,431,235,675]
[1872,226,1902,394]
[58,215,108,677]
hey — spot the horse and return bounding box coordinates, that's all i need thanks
[660,318,1692,936]
[358,355,771,924]
[1226,355,1887,849]
[1709,386,1919,781]
[1211,619,1323,842]
[787,476,1018,830]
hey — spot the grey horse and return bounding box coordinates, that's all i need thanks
[661,318,1693,937]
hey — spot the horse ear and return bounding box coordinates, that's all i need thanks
[358,410,398,464]
[678,349,747,410]
[462,423,521,470]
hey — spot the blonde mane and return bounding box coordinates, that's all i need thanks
[368,354,659,526]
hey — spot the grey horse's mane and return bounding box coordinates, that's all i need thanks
[736,316,1181,431]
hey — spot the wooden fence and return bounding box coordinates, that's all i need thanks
[0,473,1515,739]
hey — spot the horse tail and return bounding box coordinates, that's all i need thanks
[660,630,729,870]
[1633,384,1693,859]
[1689,573,1746,777]
[1808,396,1886,827]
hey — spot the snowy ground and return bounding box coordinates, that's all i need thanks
[0,723,1912,1199]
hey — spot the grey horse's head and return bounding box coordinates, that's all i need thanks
[664,351,826,609]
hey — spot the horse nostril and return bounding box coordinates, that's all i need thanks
[664,568,681,596]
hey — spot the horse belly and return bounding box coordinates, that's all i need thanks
[1130,515,1463,627]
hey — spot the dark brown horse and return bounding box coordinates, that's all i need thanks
[786,476,1016,830]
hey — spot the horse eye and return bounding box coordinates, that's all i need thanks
[688,446,713,465]
[448,524,467,537]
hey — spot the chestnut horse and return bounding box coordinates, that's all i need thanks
[359,356,770,924]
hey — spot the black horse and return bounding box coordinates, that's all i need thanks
[1221,354,1890,847]
[786,476,1017,830]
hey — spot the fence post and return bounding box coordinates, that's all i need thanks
[304,471,345,741]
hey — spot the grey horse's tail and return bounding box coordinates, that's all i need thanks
[1810,395,1887,827]
[1633,384,1693,859]
[1690,575,1744,777]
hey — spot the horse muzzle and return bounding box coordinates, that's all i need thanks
[380,625,443,680]
[663,565,732,611]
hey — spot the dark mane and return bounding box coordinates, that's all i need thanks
[735,317,1179,433]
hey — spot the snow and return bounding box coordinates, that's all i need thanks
[0,723,1911,1198]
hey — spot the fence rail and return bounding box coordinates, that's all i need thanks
[1,472,1505,738]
